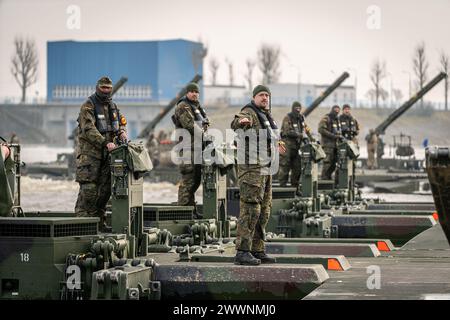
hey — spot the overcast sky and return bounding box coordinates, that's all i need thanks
[1,0,449,102]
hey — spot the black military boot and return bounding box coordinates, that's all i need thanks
[234,250,261,266]
[251,251,276,264]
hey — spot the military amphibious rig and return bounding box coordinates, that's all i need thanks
[1,118,449,300]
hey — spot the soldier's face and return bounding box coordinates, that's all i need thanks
[333,107,340,115]
[343,108,351,115]
[99,86,112,94]
[187,90,200,102]
[294,107,301,114]
[254,92,270,109]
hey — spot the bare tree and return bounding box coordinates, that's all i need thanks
[209,57,220,85]
[192,37,208,75]
[11,36,39,103]
[412,42,429,108]
[440,51,449,111]
[244,59,256,92]
[225,58,234,86]
[257,43,281,85]
[392,88,404,106]
[369,58,387,108]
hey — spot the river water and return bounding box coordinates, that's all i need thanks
[18,144,432,211]
[19,177,433,212]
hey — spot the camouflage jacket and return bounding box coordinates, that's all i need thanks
[339,114,360,143]
[173,98,209,145]
[77,99,126,159]
[280,113,313,149]
[318,114,341,148]
[231,102,279,170]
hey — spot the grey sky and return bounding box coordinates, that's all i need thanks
[1,0,449,102]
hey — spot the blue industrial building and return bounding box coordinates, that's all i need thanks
[47,39,204,103]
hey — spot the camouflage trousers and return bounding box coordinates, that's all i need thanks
[178,164,202,206]
[235,167,272,253]
[74,154,111,221]
[278,146,301,188]
[321,146,338,180]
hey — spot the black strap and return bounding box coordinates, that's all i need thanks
[87,94,119,134]
[178,97,208,122]
[243,102,278,130]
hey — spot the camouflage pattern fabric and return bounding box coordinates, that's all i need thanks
[339,114,360,144]
[231,103,275,252]
[278,146,301,187]
[318,114,340,180]
[74,154,111,220]
[318,114,340,148]
[278,113,312,187]
[178,164,202,206]
[174,98,207,205]
[76,100,125,159]
[74,97,126,220]
[367,133,378,169]
[321,146,338,180]
[146,135,160,167]
[174,99,205,138]
[230,105,271,167]
[235,168,272,252]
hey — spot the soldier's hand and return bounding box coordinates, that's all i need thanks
[1,145,10,160]
[239,117,251,126]
[106,142,116,152]
[278,141,287,154]
[119,132,128,142]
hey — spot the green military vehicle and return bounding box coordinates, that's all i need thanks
[2,127,448,300]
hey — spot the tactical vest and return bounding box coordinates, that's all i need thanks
[88,94,120,134]
[327,114,341,136]
[243,102,280,142]
[339,115,357,139]
[287,113,306,137]
[172,97,209,129]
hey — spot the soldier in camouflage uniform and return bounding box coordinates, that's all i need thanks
[279,101,313,188]
[318,105,342,180]
[339,104,360,144]
[9,132,20,144]
[231,85,286,266]
[366,129,378,169]
[172,83,210,206]
[146,133,160,168]
[74,77,128,228]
